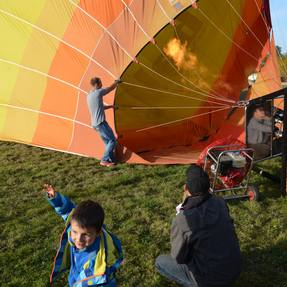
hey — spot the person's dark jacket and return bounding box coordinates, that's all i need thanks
[171,194,242,287]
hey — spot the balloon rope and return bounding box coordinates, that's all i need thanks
[68,0,235,104]
[128,106,229,110]
[0,56,229,112]
[2,4,218,110]
[0,103,91,128]
[227,0,287,78]
[226,0,265,49]
[135,106,231,133]
[0,8,117,79]
[68,0,233,104]
[155,0,175,27]
[122,82,231,106]
[138,64,235,104]
[156,0,234,102]
[68,0,133,68]
[171,23,223,98]
[253,0,287,77]
[67,34,105,151]
[227,0,287,83]
[150,155,199,161]
[119,0,235,104]
[0,58,88,94]
[197,7,259,62]
[253,0,270,31]
[155,44,234,103]
[10,139,88,158]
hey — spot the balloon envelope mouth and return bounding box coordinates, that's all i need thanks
[114,3,247,157]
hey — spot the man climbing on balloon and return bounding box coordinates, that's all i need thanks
[87,77,121,167]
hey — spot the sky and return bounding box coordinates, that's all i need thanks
[270,0,287,53]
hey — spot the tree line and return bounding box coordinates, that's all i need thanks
[276,46,287,81]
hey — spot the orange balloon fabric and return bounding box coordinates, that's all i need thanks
[0,0,281,164]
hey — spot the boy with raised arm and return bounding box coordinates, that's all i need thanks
[44,184,123,287]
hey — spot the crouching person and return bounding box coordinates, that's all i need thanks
[155,165,242,287]
[43,184,123,287]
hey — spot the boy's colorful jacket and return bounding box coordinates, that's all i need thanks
[48,192,123,287]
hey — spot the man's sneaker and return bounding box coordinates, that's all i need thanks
[100,161,115,167]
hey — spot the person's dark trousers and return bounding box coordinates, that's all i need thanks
[248,143,270,160]
[94,121,117,163]
[273,138,283,155]
[155,255,198,287]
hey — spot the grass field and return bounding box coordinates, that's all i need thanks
[0,142,287,287]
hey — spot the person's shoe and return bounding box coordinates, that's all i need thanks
[100,161,115,167]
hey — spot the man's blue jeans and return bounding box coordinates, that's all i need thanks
[155,255,198,287]
[94,121,117,163]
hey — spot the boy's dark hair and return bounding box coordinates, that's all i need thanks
[71,200,105,232]
[186,164,210,196]
[90,77,101,87]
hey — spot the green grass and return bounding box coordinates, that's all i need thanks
[0,142,287,287]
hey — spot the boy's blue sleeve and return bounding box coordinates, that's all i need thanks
[47,192,76,222]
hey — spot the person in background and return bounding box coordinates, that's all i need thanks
[155,165,242,287]
[247,106,272,160]
[43,184,123,287]
[87,77,121,167]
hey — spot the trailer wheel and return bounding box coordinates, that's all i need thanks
[247,185,260,201]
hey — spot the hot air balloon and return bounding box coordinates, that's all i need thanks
[0,0,284,165]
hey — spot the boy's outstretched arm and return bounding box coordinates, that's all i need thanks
[43,184,76,222]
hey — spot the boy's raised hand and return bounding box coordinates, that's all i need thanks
[43,184,56,198]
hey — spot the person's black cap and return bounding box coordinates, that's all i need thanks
[186,164,210,196]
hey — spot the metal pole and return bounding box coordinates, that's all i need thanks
[253,166,280,183]
[281,94,287,196]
